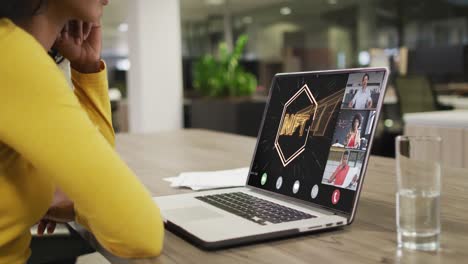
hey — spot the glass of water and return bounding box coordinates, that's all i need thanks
[395,135,441,251]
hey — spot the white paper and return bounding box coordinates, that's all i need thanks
[164,167,249,191]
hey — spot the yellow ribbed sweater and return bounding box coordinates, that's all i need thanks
[0,18,164,264]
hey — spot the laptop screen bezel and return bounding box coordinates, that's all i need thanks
[245,67,390,221]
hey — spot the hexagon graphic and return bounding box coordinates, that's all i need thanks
[275,84,318,167]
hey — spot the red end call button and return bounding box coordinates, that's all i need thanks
[332,189,340,205]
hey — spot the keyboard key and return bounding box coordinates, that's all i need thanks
[195,192,316,225]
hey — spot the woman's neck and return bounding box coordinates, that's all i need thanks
[15,8,67,51]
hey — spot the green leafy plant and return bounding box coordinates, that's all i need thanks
[193,35,257,97]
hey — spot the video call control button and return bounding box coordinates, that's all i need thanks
[332,189,340,205]
[261,173,268,186]
[311,184,319,199]
[276,176,283,189]
[293,180,300,194]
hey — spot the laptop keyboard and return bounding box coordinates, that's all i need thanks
[195,192,315,225]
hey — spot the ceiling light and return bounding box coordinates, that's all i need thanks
[358,51,371,66]
[328,0,338,5]
[280,7,292,16]
[205,0,225,5]
[118,23,128,32]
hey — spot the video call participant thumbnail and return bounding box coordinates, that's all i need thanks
[348,73,372,109]
[332,108,377,152]
[345,114,362,149]
[328,151,351,186]
[323,150,361,190]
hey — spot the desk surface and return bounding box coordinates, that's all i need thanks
[85,129,468,264]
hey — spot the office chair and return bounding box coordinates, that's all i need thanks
[371,75,453,158]
[394,75,453,114]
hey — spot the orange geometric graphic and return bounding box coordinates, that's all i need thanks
[275,84,318,167]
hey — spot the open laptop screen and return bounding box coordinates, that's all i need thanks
[247,69,388,214]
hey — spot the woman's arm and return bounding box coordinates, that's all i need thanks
[355,131,361,148]
[0,43,163,258]
[328,167,339,183]
[71,62,115,146]
[55,21,115,146]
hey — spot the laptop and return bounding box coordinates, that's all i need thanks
[154,68,390,249]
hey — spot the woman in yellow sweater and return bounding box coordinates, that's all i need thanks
[0,1,164,263]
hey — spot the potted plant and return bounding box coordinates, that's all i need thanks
[188,35,266,136]
[193,35,257,97]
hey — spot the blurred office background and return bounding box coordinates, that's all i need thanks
[100,0,468,157]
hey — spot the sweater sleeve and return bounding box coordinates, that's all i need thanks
[71,61,115,146]
[0,29,164,258]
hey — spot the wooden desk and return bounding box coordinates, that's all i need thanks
[80,129,468,264]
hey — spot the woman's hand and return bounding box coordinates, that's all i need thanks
[37,219,56,236]
[54,20,102,73]
[355,131,361,148]
[36,189,75,236]
[345,131,351,145]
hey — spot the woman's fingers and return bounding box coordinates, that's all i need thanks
[44,202,76,223]
[37,220,58,236]
[58,20,93,44]
[83,22,93,40]
[56,23,68,43]
[46,221,57,234]
[62,22,69,42]
[68,20,83,45]
[75,20,84,45]
[37,220,47,236]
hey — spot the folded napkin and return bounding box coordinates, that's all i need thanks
[164,167,249,191]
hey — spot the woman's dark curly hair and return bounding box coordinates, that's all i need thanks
[0,0,46,22]
[351,114,362,130]
[1,0,63,63]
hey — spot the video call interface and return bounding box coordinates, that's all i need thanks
[247,70,386,214]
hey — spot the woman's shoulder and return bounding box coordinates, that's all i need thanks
[0,18,56,69]
[0,18,30,47]
[0,18,14,34]
[0,19,62,84]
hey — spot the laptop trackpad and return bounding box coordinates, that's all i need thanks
[165,206,224,222]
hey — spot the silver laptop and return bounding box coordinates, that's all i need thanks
[154,68,389,249]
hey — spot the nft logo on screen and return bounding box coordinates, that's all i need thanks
[275,84,317,167]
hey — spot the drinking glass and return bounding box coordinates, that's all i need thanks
[395,136,441,251]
